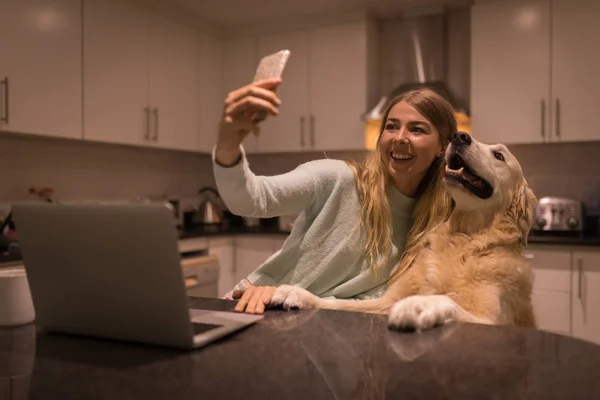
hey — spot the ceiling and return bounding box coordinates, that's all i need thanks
[139,0,473,31]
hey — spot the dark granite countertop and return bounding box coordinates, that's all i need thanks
[2,297,600,400]
[3,225,600,266]
[179,224,291,239]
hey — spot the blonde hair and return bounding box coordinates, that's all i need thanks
[348,88,456,275]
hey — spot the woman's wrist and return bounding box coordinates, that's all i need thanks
[215,141,242,167]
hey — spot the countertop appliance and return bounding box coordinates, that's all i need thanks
[533,196,584,232]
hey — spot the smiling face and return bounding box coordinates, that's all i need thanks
[378,101,443,197]
[444,133,525,212]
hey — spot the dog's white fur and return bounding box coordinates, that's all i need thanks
[271,137,537,331]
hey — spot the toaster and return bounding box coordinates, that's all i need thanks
[533,196,584,232]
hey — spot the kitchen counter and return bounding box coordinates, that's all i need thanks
[179,224,291,239]
[3,224,600,266]
[2,297,600,399]
[528,230,600,247]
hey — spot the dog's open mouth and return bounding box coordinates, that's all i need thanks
[444,153,494,199]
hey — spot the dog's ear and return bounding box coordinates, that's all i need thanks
[506,179,537,246]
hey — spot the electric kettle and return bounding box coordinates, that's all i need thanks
[194,187,223,225]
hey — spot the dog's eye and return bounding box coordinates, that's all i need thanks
[493,152,505,162]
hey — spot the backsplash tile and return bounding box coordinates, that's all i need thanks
[0,133,213,203]
[1,133,598,216]
[245,142,600,215]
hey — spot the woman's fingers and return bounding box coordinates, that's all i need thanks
[234,287,254,312]
[225,96,279,120]
[225,82,282,109]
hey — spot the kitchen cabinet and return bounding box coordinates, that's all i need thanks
[256,31,310,153]
[471,0,551,144]
[550,0,600,142]
[83,0,150,147]
[223,20,376,153]
[234,236,281,286]
[198,33,223,153]
[84,0,197,151]
[526,246,572,335]
[208,235,286,297]
[147,13,198,151]
[207,236,235,297]
[222,37,259,153]
[308,22,371,151]
[571,250,600,345]
[471,0,600,144]
[0,0,82,139]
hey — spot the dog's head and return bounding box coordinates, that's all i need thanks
[444,132,537,243]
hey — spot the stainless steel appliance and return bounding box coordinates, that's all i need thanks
[533,196,585,232]
[194,188,223,225]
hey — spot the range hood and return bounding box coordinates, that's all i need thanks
[365,7,471,148]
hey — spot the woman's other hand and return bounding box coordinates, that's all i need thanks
[215,79,282,166]
[233,280,277,314]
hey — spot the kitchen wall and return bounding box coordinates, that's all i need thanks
[0,133,213,206]
[244,141,600,215]
[3,127,598,217]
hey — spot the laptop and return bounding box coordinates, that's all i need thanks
[12,203,262,350]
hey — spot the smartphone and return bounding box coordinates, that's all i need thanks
[252,49,291,123]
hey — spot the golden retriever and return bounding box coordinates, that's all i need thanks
[270,132,537,331]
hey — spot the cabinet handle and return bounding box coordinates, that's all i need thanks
[310,115,315,148]
[152,108,159,141]
[555,98,560,139]
[1,77,8,124]
[540,99,545,138]
[524,253,534,260]
[300,116,305,147]
[144,107,151,140]
[578,256,583,300]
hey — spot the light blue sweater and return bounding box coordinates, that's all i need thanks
[213,147,416,299]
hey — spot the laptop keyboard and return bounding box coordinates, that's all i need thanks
[192,322,223,335]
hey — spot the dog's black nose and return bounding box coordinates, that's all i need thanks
[451,131,472,146]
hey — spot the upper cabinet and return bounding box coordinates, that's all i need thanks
[83,0,198,152]
[309,22,372,151]
[198,33,223,153]
[551,0,600,142]
[0,0,82,139]
[83,0,149,147]
[147,13,198,151]
[471,0,551,145]
[256,30,310,153]
[223,20,377,153]
[471,0,600,144]
[222,37,259,153]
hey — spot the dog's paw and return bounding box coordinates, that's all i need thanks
[388,295,457,331]
[270,285,319,310]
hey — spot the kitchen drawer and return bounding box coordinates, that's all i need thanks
[182,254,219,298]
[526,248,572,292]
[532,290,571,336]
[178,237,208,254]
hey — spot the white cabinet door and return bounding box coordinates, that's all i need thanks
[208,236,235,297]
[309,22,368,151]
[256,31,310,153]
[83,0,150,146]
[526,247,572,334]
[0,0,82,139]
[572,251,600,345]
[148,14,198,151]
[222,38,259,153]
[470,0,551,144]
[198,33,223,153]
[233,236,278,285]
[551,0,600,142]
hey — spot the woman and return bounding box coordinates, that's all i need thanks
[214,78,455,314]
